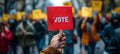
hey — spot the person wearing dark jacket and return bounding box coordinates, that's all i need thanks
[106,28,120,54]
[16,15,35,54]
[33,19,47,52]
[100,12,120,51]
[0,22,12,54]
[8,19,18,54]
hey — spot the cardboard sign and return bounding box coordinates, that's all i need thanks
[47,6,73,31]
[78,9,81,16]
[63,2,72,6]
[32,9,42,20]
[29,10,46,20]
[40,13,47,19]
[16,12,25,21]
[92,1,102,11]
[81,7,92,18]
[114,7,120,15]
[3,14,9,22]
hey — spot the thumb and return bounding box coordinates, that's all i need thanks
[57,30,64,39]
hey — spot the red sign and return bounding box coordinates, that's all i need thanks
[47,6,73,31]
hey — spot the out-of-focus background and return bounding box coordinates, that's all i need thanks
[0,0,120,54]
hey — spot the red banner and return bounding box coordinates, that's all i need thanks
[47,6,73,31]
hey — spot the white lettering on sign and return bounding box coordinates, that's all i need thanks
[54,16,69,23]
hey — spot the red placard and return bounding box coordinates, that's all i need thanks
[47,6,73,31]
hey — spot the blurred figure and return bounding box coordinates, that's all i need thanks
[63,17,76,54]
[106,27,120,54]
[100,12,108,25]
[100,12,120,52]
[80,17,100,54]
[33,19,47,52]
[76,17,83,50]
[40,30,66,54]
[16,15,35,54]
[0,22,12,54]
[63,30,74,54]
[8,19,18,54]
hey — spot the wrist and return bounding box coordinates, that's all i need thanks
[50,44,58,49]
[46,46,61,54]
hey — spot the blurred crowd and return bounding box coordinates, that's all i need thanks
[0,11,120,54]
[0,0,120,54]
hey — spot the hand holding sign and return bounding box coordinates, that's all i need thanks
[47,6,73,31]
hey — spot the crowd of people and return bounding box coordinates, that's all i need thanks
[0,11,120,54]
[76,12,120,54]
[0,15,47,54]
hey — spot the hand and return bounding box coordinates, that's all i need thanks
[83,18,87,23]
[81,18,87,31]
[50,30,66,52]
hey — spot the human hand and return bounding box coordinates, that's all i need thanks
[50,30,66,52]
[82,18,87,23]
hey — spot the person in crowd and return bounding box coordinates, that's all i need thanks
[33,19,47,52]
[63,30,74,54]
[16,15,35,54]
[100,12,108,25]
[63,17,76,54]
[80,16,100,54]
[8,18,18,54]
[106,27,120,54]
[40,30,66,54]
[76,17,84,51]
[0,22,12,54]
[100,12,120,52]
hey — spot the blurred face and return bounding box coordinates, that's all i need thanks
[111,18,120,28]
[21,15,28,26]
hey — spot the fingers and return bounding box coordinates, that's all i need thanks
[59,38,66,48]
[56,30,64,40]
[59,45,65,49]
[51,30,65,42]
[61,36,66,41]
[58,44,65,52]
[58,43,65,52]
[59,41,66,45]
